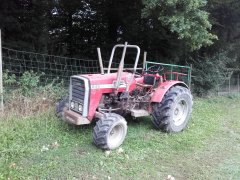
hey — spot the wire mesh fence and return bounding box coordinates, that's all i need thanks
[2,46,143,91]
[2,47,102,85]
[217,73,240,95]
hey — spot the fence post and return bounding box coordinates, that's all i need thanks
[238,74,240,94]
[0,29,3,113]
[229,76,231,94]
[189,64,192,91]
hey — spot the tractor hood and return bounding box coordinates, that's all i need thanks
[80,72,133,86]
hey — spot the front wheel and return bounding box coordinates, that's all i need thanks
[152,86,193,132]
[93,113,127,150]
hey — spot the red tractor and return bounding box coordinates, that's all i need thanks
[56,43,193,150]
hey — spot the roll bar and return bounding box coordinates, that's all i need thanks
[107,43,141,74]
[97,42,141,92]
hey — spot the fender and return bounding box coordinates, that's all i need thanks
[151,81,188,103]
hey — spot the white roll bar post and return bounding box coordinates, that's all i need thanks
[107,42,141,92]
[143,51,147,72]
[97,47,104,75]
[115,42,128,92]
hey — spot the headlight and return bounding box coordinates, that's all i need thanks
[70,101,75,109]
[78,104,83,112]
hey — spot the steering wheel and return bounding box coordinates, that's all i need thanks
[145,65,164,74]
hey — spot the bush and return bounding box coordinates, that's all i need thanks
[19,71,43,96]
[191,51,235,96]
[3,70,17,86]
[2,70,67,116]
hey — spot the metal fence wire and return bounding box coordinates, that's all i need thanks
[218,73,240,95]
[2,47,143,88]
[2,47,101,84]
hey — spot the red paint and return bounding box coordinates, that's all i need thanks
[151,81,188,102]
[76,72,188,122]
[80,72,144,121]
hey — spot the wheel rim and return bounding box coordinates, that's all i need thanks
[108,124,125,148]
[173,99,189,126]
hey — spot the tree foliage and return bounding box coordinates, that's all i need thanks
[191,51,235,96]
[1,0,240,94]
[0,0,50,51]
[208,0,240,54]
[142,0,217,50]
[0,0,217,56]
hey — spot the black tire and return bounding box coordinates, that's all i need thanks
[93,113,127,150]
[152,86,193,132]
[56,97,69,120]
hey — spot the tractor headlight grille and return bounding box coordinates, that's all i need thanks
[70,76,90,116]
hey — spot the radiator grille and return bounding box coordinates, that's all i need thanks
[71,77,85,104]
[70,76,89,116]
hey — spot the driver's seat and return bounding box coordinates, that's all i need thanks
[143,75,156,85]
[136,75,156,88]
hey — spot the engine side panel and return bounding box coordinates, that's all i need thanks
[83,73,144,121]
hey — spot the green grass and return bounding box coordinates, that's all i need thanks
[0,96,240,179]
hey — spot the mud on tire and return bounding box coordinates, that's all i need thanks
[93,113,127,150]
[152,86,193,132]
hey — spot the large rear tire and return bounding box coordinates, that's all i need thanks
[93,113,127,150]
[152,86,193,132]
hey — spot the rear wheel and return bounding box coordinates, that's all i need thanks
[152,86,193,132]
[93,113,127,150]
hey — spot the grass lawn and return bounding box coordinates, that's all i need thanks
[0,96,240,179]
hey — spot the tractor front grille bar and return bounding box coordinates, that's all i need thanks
[70,76,90,117]
[71,78,85,104]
